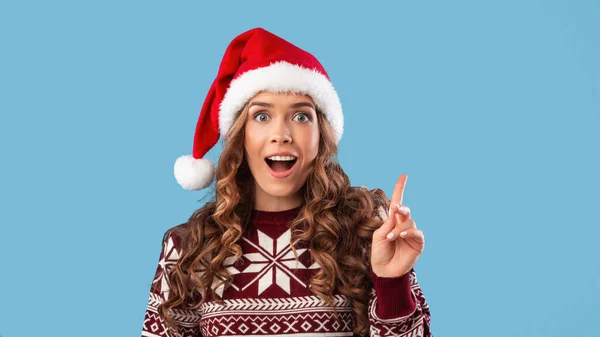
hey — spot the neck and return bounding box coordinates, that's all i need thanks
[253,184,303,212]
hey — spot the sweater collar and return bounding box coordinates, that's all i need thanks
[250,206,302,225]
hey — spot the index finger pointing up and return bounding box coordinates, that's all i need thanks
[390,174,408,206]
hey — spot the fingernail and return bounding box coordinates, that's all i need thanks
[400,231,407,237]
[387,232,395,239]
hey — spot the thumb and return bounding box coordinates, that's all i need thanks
[399,228,425,242]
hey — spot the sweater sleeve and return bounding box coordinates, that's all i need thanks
[368,269,432,337]
[141,229,202,337]
[367,203,432,336]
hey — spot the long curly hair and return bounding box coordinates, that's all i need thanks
[158,99,389,336]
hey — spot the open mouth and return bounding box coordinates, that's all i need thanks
[265,155,298,173]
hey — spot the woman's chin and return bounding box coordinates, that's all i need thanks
[262,185,301,198]
[255,179,305,201]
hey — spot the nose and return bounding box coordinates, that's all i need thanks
[269,121,293,144]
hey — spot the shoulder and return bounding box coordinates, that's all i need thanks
[160,222,192,251]
[158,202,216,251]
[353,185,389,207]
[352,186,390,220]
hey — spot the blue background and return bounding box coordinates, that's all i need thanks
[1,1,598,336]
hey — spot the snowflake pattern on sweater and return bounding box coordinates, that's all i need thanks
[142,209,432,337]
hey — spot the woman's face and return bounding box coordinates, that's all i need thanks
[244,91,320,209]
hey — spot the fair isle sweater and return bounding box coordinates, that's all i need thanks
[141,207,432,337]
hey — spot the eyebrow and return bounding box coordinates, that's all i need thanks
[248,101,316,110]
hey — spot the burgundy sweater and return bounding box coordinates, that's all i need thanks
[141,208,432,337]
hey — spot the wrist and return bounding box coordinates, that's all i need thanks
[371,266,411,278]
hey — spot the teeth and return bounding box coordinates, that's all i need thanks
[267,156,296,161]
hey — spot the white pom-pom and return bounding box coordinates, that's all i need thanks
[173,155,215,190]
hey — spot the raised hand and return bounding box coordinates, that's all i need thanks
[371,174,425,278]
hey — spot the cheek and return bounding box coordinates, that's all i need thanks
[244,127,264,163]
[303,127,320,161]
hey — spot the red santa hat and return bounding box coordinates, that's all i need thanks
[174,27,343,190]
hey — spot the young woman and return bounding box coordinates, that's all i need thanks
[141,27,432,337]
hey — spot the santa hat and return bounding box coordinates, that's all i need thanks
[174,27,344,190]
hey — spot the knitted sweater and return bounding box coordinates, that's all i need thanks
[141,207,432,337]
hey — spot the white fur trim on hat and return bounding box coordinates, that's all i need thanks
[174,155,215,190]
[218,61,344,142]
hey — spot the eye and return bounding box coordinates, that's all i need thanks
[253,112,270,122]
[293,112,311,123]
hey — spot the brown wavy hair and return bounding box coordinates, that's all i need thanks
[157,99,389,336]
